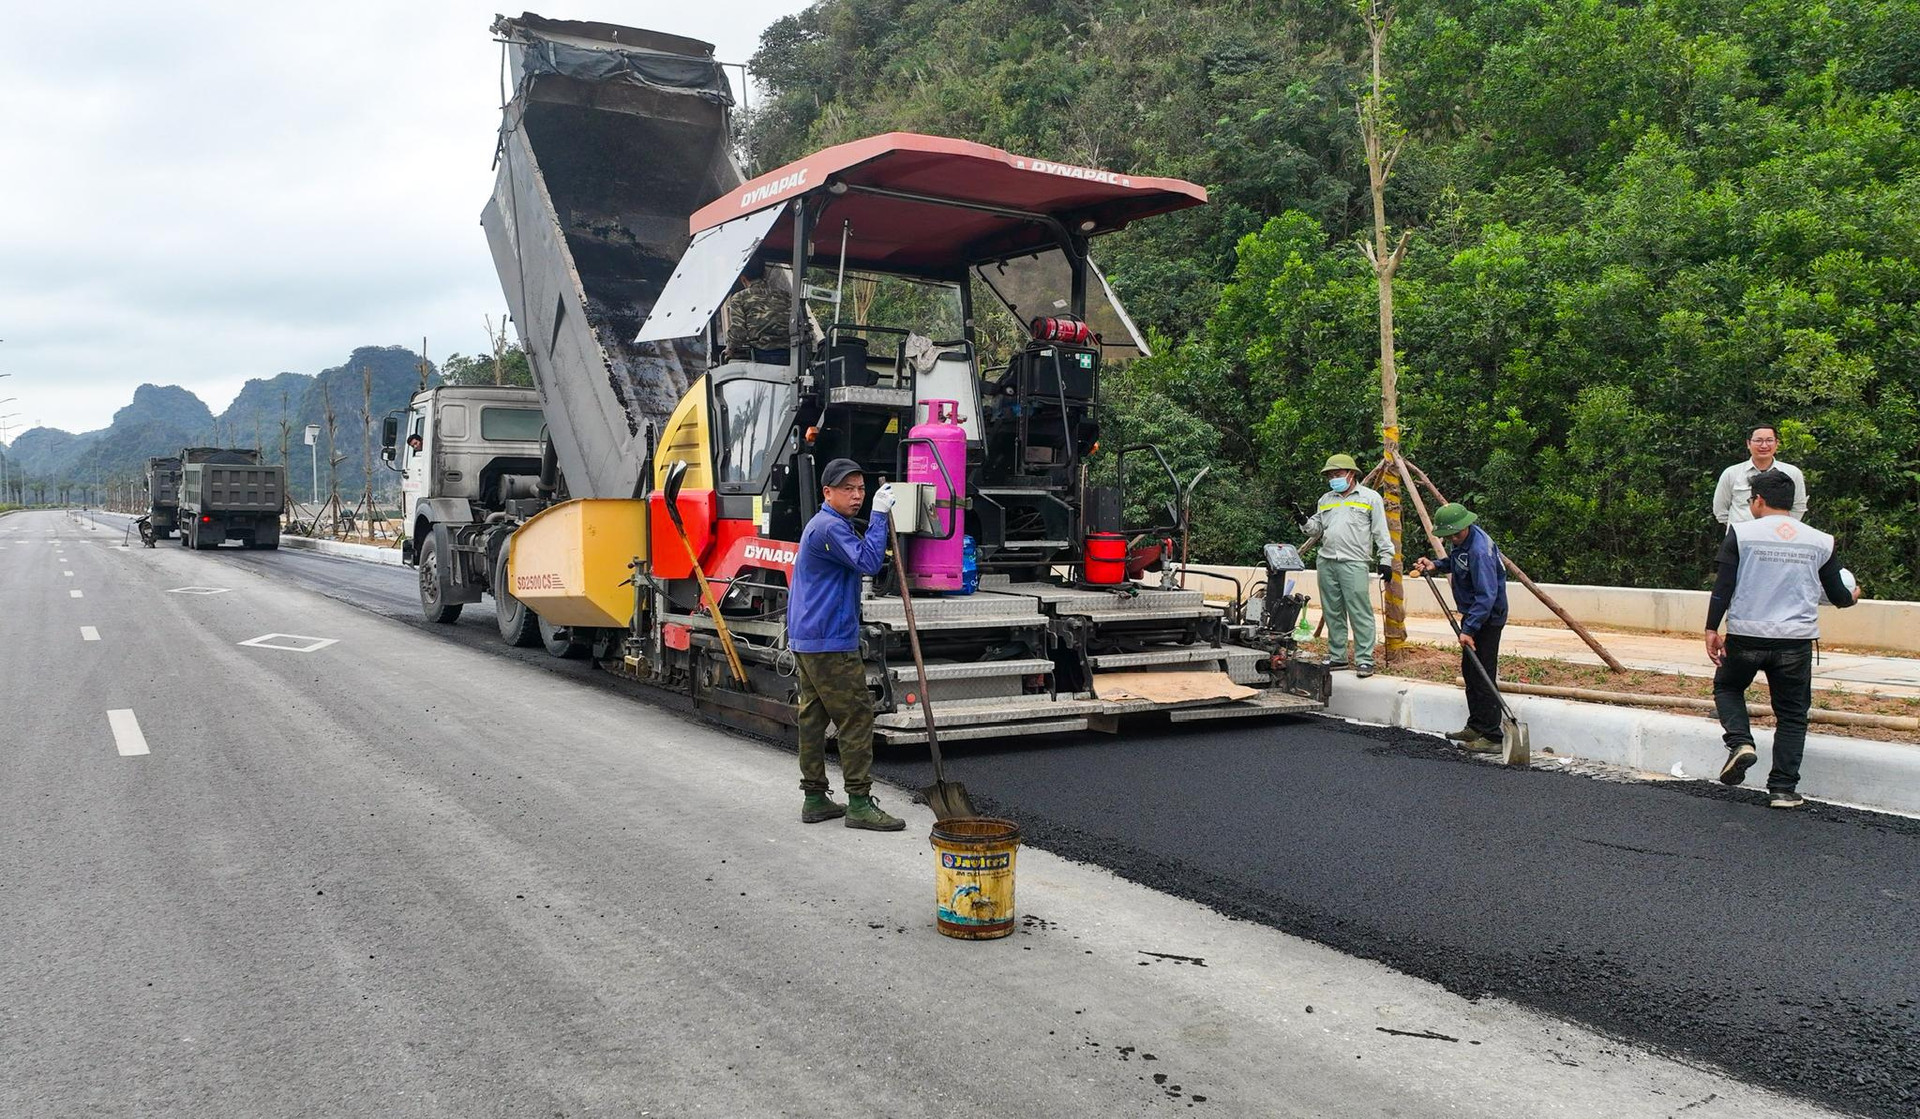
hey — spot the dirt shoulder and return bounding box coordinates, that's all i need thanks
[1313,640,1920,745]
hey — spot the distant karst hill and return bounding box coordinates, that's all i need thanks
[0,346,436,498]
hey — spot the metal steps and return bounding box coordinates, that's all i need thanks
[860,590,1047,632]
[884,658,1053,681]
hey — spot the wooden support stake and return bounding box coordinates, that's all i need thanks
[1400,455,1629,673]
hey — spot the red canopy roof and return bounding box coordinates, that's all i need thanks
[690,132,1208,274]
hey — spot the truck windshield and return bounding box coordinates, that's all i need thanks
[480,407,546,442]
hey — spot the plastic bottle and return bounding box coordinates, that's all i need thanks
[961,534,979,594]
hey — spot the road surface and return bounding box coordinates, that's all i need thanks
[5,509,1912,1117]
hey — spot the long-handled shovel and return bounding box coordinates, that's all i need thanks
[1420,572,1530,767]
[663,461,748,686]
[885,509,977,820]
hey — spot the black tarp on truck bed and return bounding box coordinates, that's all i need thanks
[482,13,742,500]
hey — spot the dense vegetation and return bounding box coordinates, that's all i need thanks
[748,0,1920,594]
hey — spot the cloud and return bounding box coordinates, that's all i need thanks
[0,0,810,434]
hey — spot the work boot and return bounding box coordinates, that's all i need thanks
[1355,664,1375,678]
[1769,788,1806,810]
[1720,743,1758,786]
[1445,727,1484,744]
[844,794,906,832]
[800,792,846,824]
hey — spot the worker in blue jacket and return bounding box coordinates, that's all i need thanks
[787,457,905,831]
[1412,502,1510,751]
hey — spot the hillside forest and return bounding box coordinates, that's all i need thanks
[749,0,1920,596]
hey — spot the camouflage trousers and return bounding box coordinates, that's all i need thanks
[795,651,875,796]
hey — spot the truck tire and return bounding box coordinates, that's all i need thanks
[538,616,586,659]
[494,544,538,647]
[418,526,464,624]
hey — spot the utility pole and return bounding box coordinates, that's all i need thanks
[1359,0,1411,657]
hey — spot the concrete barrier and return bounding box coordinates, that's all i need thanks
[281,535,406,567]
[1179,563,1920,652]
[1323,673,1920,817]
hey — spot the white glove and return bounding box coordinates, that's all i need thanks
[870,483,897,516]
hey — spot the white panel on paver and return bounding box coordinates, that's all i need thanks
[237,634,339,653]
[167,586,231,595]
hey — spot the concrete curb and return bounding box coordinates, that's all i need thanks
[281,535,406,567]
[1324,674,1920,817]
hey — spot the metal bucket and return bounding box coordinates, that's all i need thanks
[931,818,1021,940]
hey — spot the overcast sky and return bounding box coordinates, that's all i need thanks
[0,1,811,437]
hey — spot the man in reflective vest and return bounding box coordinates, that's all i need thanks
[1302,454,1394,677]
[1705,467,1860,809]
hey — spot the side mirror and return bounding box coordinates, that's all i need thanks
[663,460,689,531]
[380,415,399,461]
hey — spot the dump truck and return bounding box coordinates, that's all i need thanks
[407,12,1328,741]
[380,383,551,631]
[176,447,284,550]
[144,456,182,540]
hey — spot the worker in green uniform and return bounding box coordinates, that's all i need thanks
[724,263,792,365]
[1302,454,1394,677]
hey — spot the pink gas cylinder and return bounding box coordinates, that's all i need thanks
[905,399,967,592]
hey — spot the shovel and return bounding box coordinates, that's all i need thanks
[1420,572,1531,767]
[885,508,977,820]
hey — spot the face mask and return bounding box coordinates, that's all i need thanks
[1328,476,1350,493]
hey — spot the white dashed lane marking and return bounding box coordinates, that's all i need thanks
[107,710,150,757]
[70,590,83,598]
[81,627,100,641]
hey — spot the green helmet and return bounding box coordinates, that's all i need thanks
[1431,502,1478,537]
[1321,453,1359,475]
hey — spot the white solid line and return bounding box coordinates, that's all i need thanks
[70,590,83,598]
[81,626,100,641]
[108,710,150,756]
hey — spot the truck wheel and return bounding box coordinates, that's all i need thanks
[494,544,538,647]
[538,616,585,659]
[418,528,464,624]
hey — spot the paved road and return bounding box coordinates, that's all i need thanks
[8,509,1910,1116]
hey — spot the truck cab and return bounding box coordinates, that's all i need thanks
[384,384,547,562]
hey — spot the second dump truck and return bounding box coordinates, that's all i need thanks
[144,456,182,540]
[176,447,285,550]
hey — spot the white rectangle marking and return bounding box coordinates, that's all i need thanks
[81,626,100,641]
[108,710,150,756]
[64,571,73,577]
[70,590,83,598]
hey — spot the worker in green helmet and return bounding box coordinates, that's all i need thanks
[1301,453,1394,676]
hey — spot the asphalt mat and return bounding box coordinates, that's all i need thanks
[180,530,1920,1117]
[872,719,1920,1119]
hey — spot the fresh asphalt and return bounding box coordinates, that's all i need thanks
[20,509,1919,1117]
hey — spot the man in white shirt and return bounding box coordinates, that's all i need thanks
[1713,425,1807,526]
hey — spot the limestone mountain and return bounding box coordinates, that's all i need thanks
[4,346,436,498]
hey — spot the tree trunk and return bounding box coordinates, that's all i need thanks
[1360,0,1409,656]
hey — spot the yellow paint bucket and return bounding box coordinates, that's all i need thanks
[931,818,1021,940]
